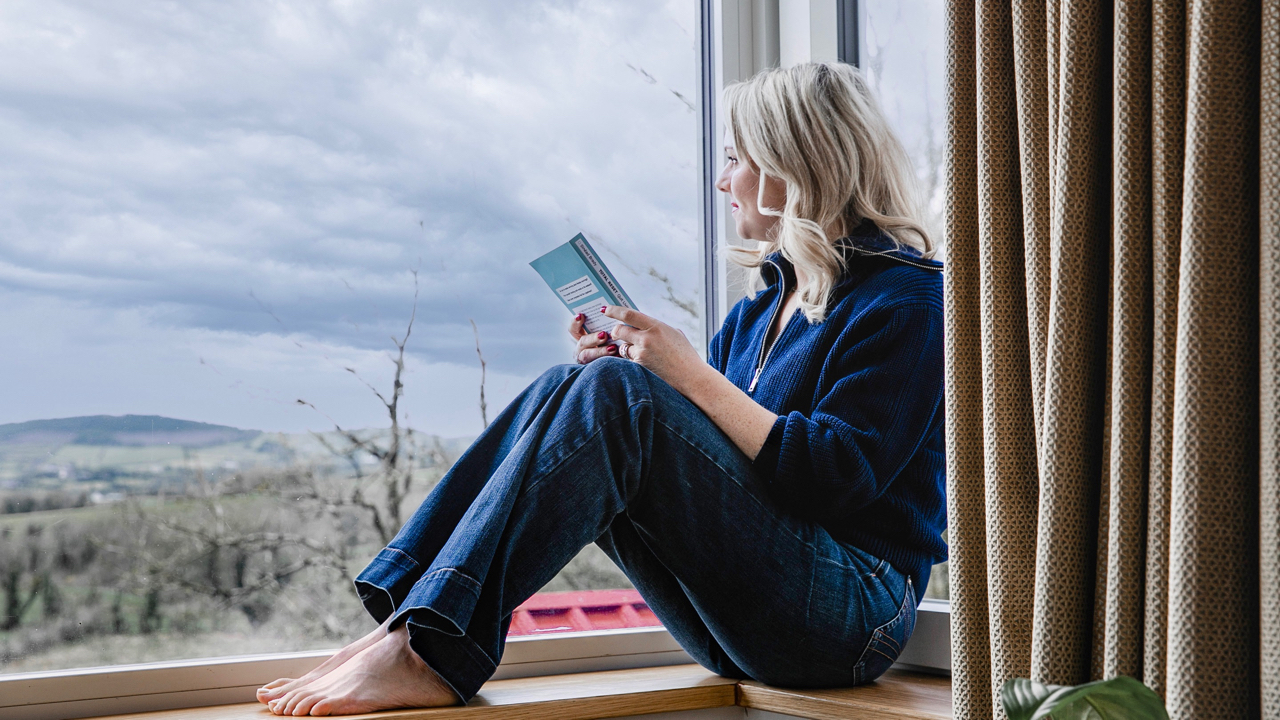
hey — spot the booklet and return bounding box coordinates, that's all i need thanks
[530,233,637,335]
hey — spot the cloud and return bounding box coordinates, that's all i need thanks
[0,0,703,430]
[0,288,535,435]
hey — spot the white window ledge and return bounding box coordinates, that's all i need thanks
[0,603,948,720]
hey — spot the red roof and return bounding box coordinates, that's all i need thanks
[510,589,662,636]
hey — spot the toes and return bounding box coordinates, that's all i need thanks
[257,683,288,703]
[282,691,306,717]
[309,698,335,716]
[262,680,299,701]
[272,690,300,716]
[269,695,291,716]
[259,676,302,702]
[292,693,321,716]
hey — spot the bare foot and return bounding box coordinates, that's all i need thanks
[267,624,457,716]
[257,618,390,704]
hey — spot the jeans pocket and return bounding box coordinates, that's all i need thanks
[851,576,916,685]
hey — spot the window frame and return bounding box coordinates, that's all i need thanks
[0,3,951,717]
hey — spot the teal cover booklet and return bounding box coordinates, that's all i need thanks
[530,234,637,335]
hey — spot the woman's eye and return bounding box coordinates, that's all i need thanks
[727,156,738,163]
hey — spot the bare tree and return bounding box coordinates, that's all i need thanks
[470,319,489,429]
[129,273,443,634]
[0,526,46,631]
[296,274,445,545]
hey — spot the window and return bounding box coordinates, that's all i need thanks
[1,4,951,717]
[856,0,949,602]
[0,0,701,674]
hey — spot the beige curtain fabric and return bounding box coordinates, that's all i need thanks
[1261,2,1279,718]
[943,1,1277,718]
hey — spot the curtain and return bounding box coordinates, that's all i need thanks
[942,0,1278,718]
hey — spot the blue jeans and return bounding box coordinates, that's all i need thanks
[354,358,916,701]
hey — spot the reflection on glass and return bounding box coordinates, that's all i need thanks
[861,0,947,244]
[0,0,697,672]
[860,0,950,602]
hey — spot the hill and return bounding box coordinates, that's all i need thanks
[0,415,260,448]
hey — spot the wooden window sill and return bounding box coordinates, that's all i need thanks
[81,665,951,720]
[736,672,952,720]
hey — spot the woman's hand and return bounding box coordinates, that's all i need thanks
[602,305,707,394]
[568,313,621,364]
[577,305,777,460]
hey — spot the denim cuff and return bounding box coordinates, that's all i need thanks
[392,568,496,702]
[405,616,497,702]
[352,547,422,623]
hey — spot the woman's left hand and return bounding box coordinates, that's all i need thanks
[601,306,707,393]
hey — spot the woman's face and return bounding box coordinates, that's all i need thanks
[716,131,786,242]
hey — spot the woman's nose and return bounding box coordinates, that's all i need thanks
[715,166,730,193]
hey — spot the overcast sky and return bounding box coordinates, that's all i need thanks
[0,1,943,438]
[0,0,703,436]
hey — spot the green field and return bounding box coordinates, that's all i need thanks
[0,415,498,674]
[0,415,472,502]
[0,415,624,678]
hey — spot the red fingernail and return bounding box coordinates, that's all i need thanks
[597,331,609,340]
[576,313,585,321]
[607,345,618,353]
[600,306,607,313]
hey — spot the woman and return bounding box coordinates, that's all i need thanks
[257,61,946,716]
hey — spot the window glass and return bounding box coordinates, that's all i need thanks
[860,0,946,242]
[0,0,698,672]
[859,0,949,601]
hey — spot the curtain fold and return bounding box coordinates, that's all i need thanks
[1164,2,1261,716]
[1142,0,1185,700]
[1259,2,1280,712]
[1010,0,1052,453]
[943,0,993,714]
[976,0,1041,712]
[1029,0,1112,685]
[1102,0,1152,684]
[944,0,1272,717]
[1261,2,1279,718]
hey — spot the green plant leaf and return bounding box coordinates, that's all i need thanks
[1001,676,1169,720]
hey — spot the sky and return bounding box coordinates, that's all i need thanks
[0,1,945,439]
[0,0,703,436]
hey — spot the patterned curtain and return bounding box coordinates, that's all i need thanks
[941,0,1279,718]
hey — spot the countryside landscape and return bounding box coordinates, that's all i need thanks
[0,412,631,674]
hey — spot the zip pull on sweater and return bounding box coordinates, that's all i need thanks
[748,259,789,394]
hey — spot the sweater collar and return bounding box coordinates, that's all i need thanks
[763,219,942,289]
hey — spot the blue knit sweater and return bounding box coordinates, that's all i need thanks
[708,222,947,595]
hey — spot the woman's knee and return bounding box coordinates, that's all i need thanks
[520,364,580,401]
[576,356,648,392]
[539,363,581,383]
[569,359,658,418]
[529,360,646,406]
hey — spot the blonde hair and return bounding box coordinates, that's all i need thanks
[724,62,932,322]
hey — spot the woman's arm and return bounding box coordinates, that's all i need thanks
[602,305,778,459]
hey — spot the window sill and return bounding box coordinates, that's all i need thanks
[73,664,951,720]
[736,672,952,720]
[3,604,947,720]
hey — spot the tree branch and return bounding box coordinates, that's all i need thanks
[469,319,489,428]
